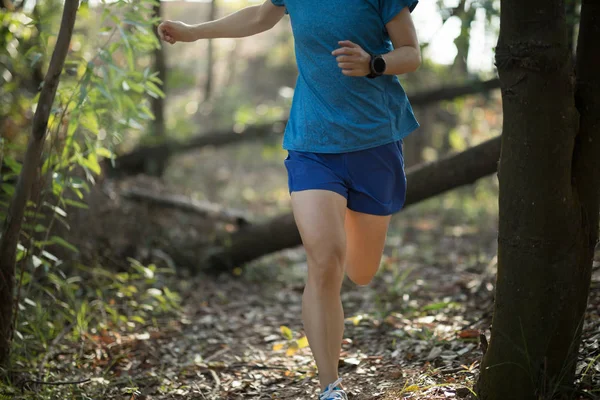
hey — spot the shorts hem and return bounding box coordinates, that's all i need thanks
[289,186,348,200]
[347,203,405,216]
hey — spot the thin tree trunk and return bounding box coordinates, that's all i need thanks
[204,0,217,101]
[0,0,78,368]
[203,136,501,272]
[147,0,167,176]
[151,0,166,139]
[451,0,475,75]
[476,0,598,398]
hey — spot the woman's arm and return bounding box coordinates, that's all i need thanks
[381,7,421,75]
[158,0,286,44]
[332,7,420,77]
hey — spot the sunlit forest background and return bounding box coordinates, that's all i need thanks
[1,0,597,399]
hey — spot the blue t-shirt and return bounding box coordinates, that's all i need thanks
[271,0,419,153]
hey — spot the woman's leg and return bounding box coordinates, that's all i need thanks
[344,210,392,286]
[291,189,347,391]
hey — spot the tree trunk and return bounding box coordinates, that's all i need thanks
[203,136,501,272]
[108,78,501,177]
[566,0,581,55]
[0,0,78,369]
[572,0,600,378]
[204,0,217,101]
[148,0,167,176]
[451,0,475,76]
[476,0,599,398]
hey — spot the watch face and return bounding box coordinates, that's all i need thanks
[374,56,386,74]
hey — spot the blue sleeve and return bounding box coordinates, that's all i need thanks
[271,0,285,9]
[380,0,418,25]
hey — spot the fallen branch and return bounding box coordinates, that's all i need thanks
[203,136,502,272]
[20,377,91,392]
[409,78,500,106]
[106,121,286,177]
[121,187,250,226]
[108,78,500,177]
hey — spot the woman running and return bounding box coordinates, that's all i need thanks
[158,1,420,398]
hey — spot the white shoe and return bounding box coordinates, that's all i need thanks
[319,378,348,400]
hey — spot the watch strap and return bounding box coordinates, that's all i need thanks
[367,54,384,78]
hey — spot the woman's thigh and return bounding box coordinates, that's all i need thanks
[291,190,347,284]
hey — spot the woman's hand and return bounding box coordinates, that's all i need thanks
[157,20,196,44]
[332,40,371,77]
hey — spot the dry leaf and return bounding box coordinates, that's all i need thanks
[297,336,309,349]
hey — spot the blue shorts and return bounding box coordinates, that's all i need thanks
[284,140,407,216]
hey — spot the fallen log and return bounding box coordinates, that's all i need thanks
[409,78,500,105]
[121,187,250,226]
[105,121,286,177]
[203,135,502,272]
[108,78,500,177]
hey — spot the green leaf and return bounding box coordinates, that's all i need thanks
[124,19,149,35]
[4,156,22,173]
[83,153,102,175]
[422,301,455,312]
[95,147,113,158]
[34,224,47,233]
[67,118,79,138]
[41,250,60,263]
[280,325,293,340]
[145,81,165,99]
[64,198,89,210]
[2,184,15,196]
[131,315,146,324]
[139,104,155,120]
[81,111,99,134]
[45,203,67,217]
[127,80,145,93]
[31,255,44,268]
[50,236,79,253]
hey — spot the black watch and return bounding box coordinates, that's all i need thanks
[367,54,386,78]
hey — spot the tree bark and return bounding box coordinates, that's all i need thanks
[204,0,217,101]
[476,0,599,398]
[0,0,78,368]
[203,136,501,272]
[450,0,475,76]
[147,0,167,176]
[566,0,581,55]
[572,0,600,382]
[108,78,501,177]
[150,0,166,139]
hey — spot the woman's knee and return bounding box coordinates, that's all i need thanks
[346,259,380,286]
[304,240,346,288]
[346,269,376,286]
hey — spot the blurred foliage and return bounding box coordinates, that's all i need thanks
[1,0,165,266]
[0,0,181,393]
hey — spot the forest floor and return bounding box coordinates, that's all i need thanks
[2,153,599,399]
[136,213,599,400]
[8,199,598,400]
